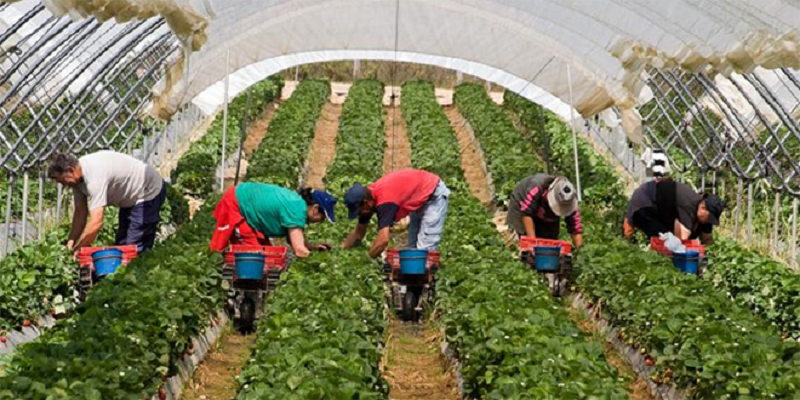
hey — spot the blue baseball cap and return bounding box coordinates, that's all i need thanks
[344,183,367,220]
[312,190,337,223]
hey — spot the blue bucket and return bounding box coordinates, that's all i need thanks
[235,253,266,280]
[673,250,699,274]
[399,249,429,274]
[92,249,124,276]
[534,246,561,272]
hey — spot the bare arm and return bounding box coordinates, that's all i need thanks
[74,206,104,250]
[369,227,391,259]
[522,215,536,237]
[341,223,368,249]
[67,196,89,248]
[571,233,583,249]
[673,220,692,241]
[288,228,311,258]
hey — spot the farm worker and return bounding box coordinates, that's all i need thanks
[48,151,167,253]
[341,169,450,259]
[209,183,337,258]
[623,178,725,245]
[506,174,583,249]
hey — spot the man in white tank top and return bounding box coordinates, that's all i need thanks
[48,151,166,253]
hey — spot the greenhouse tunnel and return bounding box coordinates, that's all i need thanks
[2,0,800,398]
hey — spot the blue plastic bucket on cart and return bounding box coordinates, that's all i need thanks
[92,249,124,276]
[673,250,699,274]
[534,246,561,272]
[235,253,266,279]
[399,249,429,274]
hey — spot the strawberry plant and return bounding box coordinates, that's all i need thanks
[247,79,330,187]
[236,79,389,399]
[453,84,546,205]
[575,237,800,398]
[173,77,283,196]
[705,238,800,338]
[0,198,225,399]
[403,82,629,398]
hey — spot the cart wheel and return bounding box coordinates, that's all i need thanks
[238,297,256,333]
[402,291,418,321]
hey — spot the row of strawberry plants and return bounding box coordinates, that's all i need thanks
[403,81,629,398]
[0,198,224,399]
[0,191,189,333]
[503,91,626,210]
[452,84,546,205]
[247,79,330,187]
[705,238,800,338]
[324,79,384,188]
[575,237,800,398]
[173,77,284,196]
[235,79,389,399]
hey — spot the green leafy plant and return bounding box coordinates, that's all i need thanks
[247,80,330,187]
[453,84,546,205]
[173,77,284,196]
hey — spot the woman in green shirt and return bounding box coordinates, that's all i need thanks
[210,183,337,258]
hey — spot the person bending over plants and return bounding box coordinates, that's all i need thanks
[210,183,337,258]
[623,178,725,245]
[48,151,167,254]
[506,174,583,249]
[341,169,450,258]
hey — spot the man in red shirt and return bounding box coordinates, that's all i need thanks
[341,169,450,258]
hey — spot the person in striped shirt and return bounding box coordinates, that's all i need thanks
[506,174,583,249]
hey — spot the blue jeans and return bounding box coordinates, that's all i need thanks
[116,182,166,253]
[408,181,450,251]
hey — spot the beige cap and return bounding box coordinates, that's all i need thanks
[547,177,578,217]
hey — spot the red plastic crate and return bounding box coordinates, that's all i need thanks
[78,245,138,271]
[519,237,572,256]
[386,248,440,271]
[224,245,289,271]
[650,238,705,258]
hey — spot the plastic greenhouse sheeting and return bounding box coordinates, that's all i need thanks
[30,0,800,122]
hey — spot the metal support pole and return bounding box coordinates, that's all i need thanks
[793,198,798,267]
[294,66,299,82]
[4,174,15,257]
[735,178,743,238]
[56,183,63,226]
[712,171,717,195]
[37,170,43,241]
[219,49,231,191]
[566,65,582,201]
[773,192,781,257]
[456,71,464,85]
[701,172,706,192]
[353,59,361,80]
[21,172,29,245]
[746,182,753,242]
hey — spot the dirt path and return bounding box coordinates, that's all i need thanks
[304,101,343,189]
[221,104,281,189]
[384,104,412,174]
[382,318,460,400]
[182,330,256,400]
[445,106,493,206]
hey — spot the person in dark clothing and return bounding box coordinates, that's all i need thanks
[623,178,725,245]
[506,174,583,248]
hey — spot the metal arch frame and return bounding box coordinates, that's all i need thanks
[0,11,177,175]
[638,67,800,197]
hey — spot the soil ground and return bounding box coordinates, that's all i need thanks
[221,103,280,190]
[182,329,256,400]
[304,101,343,189]
[445,106,493,206]
[382,318,461,400]
[384,103,412,174]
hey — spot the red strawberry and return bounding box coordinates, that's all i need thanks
[22,320,31,327]
[0,336,6,343]
[645,355,655,367]
[158,387,167,400]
